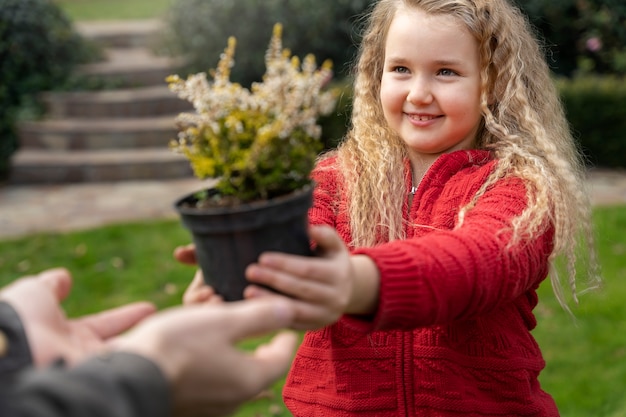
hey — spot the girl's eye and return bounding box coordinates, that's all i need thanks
[393,66,409,74]
[438,68,458,76]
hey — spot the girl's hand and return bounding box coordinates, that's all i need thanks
[244,225,380,330]
[182,271,224,305]
[174,244,224,305]
[174,243,197,265]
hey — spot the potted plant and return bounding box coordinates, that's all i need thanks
[167,23,339,301]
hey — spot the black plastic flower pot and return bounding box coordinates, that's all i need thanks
[174,186,314,301]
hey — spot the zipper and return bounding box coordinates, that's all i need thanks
[403,167,420,414]
[407,177,421,223]
[407,190,415,220]
[398,331,412,416]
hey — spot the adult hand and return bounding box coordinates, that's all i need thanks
[111,298,299,417]
[0,268,156,367]
[244,225,380,330]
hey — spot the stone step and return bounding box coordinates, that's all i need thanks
[77,47,186,88]
[40,86,191,119]
[10,148,193,184]
[8,20,196,184]
[75,19,163,49]
[18,116,177,150]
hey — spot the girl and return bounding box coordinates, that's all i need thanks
[180,0,599,415]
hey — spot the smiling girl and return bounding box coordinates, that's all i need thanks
[180,0,598,415]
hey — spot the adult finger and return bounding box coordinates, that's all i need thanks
[1,268,70,301]
[220,298,295,342]
[78,302,157,339]
[247,331,299,383]
[37,268,73,302]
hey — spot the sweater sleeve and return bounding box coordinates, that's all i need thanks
[353,176,553,331]
[4,352,171,417]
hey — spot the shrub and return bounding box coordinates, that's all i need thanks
[0,0,96,180]
[557,76,626,168]
[159,0,374,86]
[167,24,339,203]
[318,79,353,150]
[515,0,626,77]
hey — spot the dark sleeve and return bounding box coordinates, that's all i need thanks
[4,352,171,417]
[0,301,33,380]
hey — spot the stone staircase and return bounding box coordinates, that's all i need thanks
[10,20,194,184]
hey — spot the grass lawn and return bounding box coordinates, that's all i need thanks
[53,0,173,21]
[533,205,626,417]
[0,219,293,416]
[1,206,625,416]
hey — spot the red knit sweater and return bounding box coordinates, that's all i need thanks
[283,149,559,416]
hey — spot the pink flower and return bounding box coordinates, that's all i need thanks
[586,37,602,52]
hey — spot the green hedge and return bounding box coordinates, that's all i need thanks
[0,0,96,181]
[318,81,353,151]
[558,76,626,168]
[514,1,626,77]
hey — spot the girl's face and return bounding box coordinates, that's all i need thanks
[380,8,482,165]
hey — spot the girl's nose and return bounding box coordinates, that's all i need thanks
[406,76,433,104]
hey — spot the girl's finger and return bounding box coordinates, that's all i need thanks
[307,225,345,256]
[173,244,197,265]
[183,271,213,305]
[254,226,347,285]
[254,252,335,285]
[246,263,332,302]
[243,284,276,299]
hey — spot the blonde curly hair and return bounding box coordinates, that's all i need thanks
[328,0,599,310]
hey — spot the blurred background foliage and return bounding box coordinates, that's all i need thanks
[157,0,375,86]
[1,0,626,179]
[157,0,626,166]
[515,0,626,76]
[0,0,100,180]
[158,0,626,81]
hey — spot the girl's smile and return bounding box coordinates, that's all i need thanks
[380,7,482,168]
[406,112,443,126]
